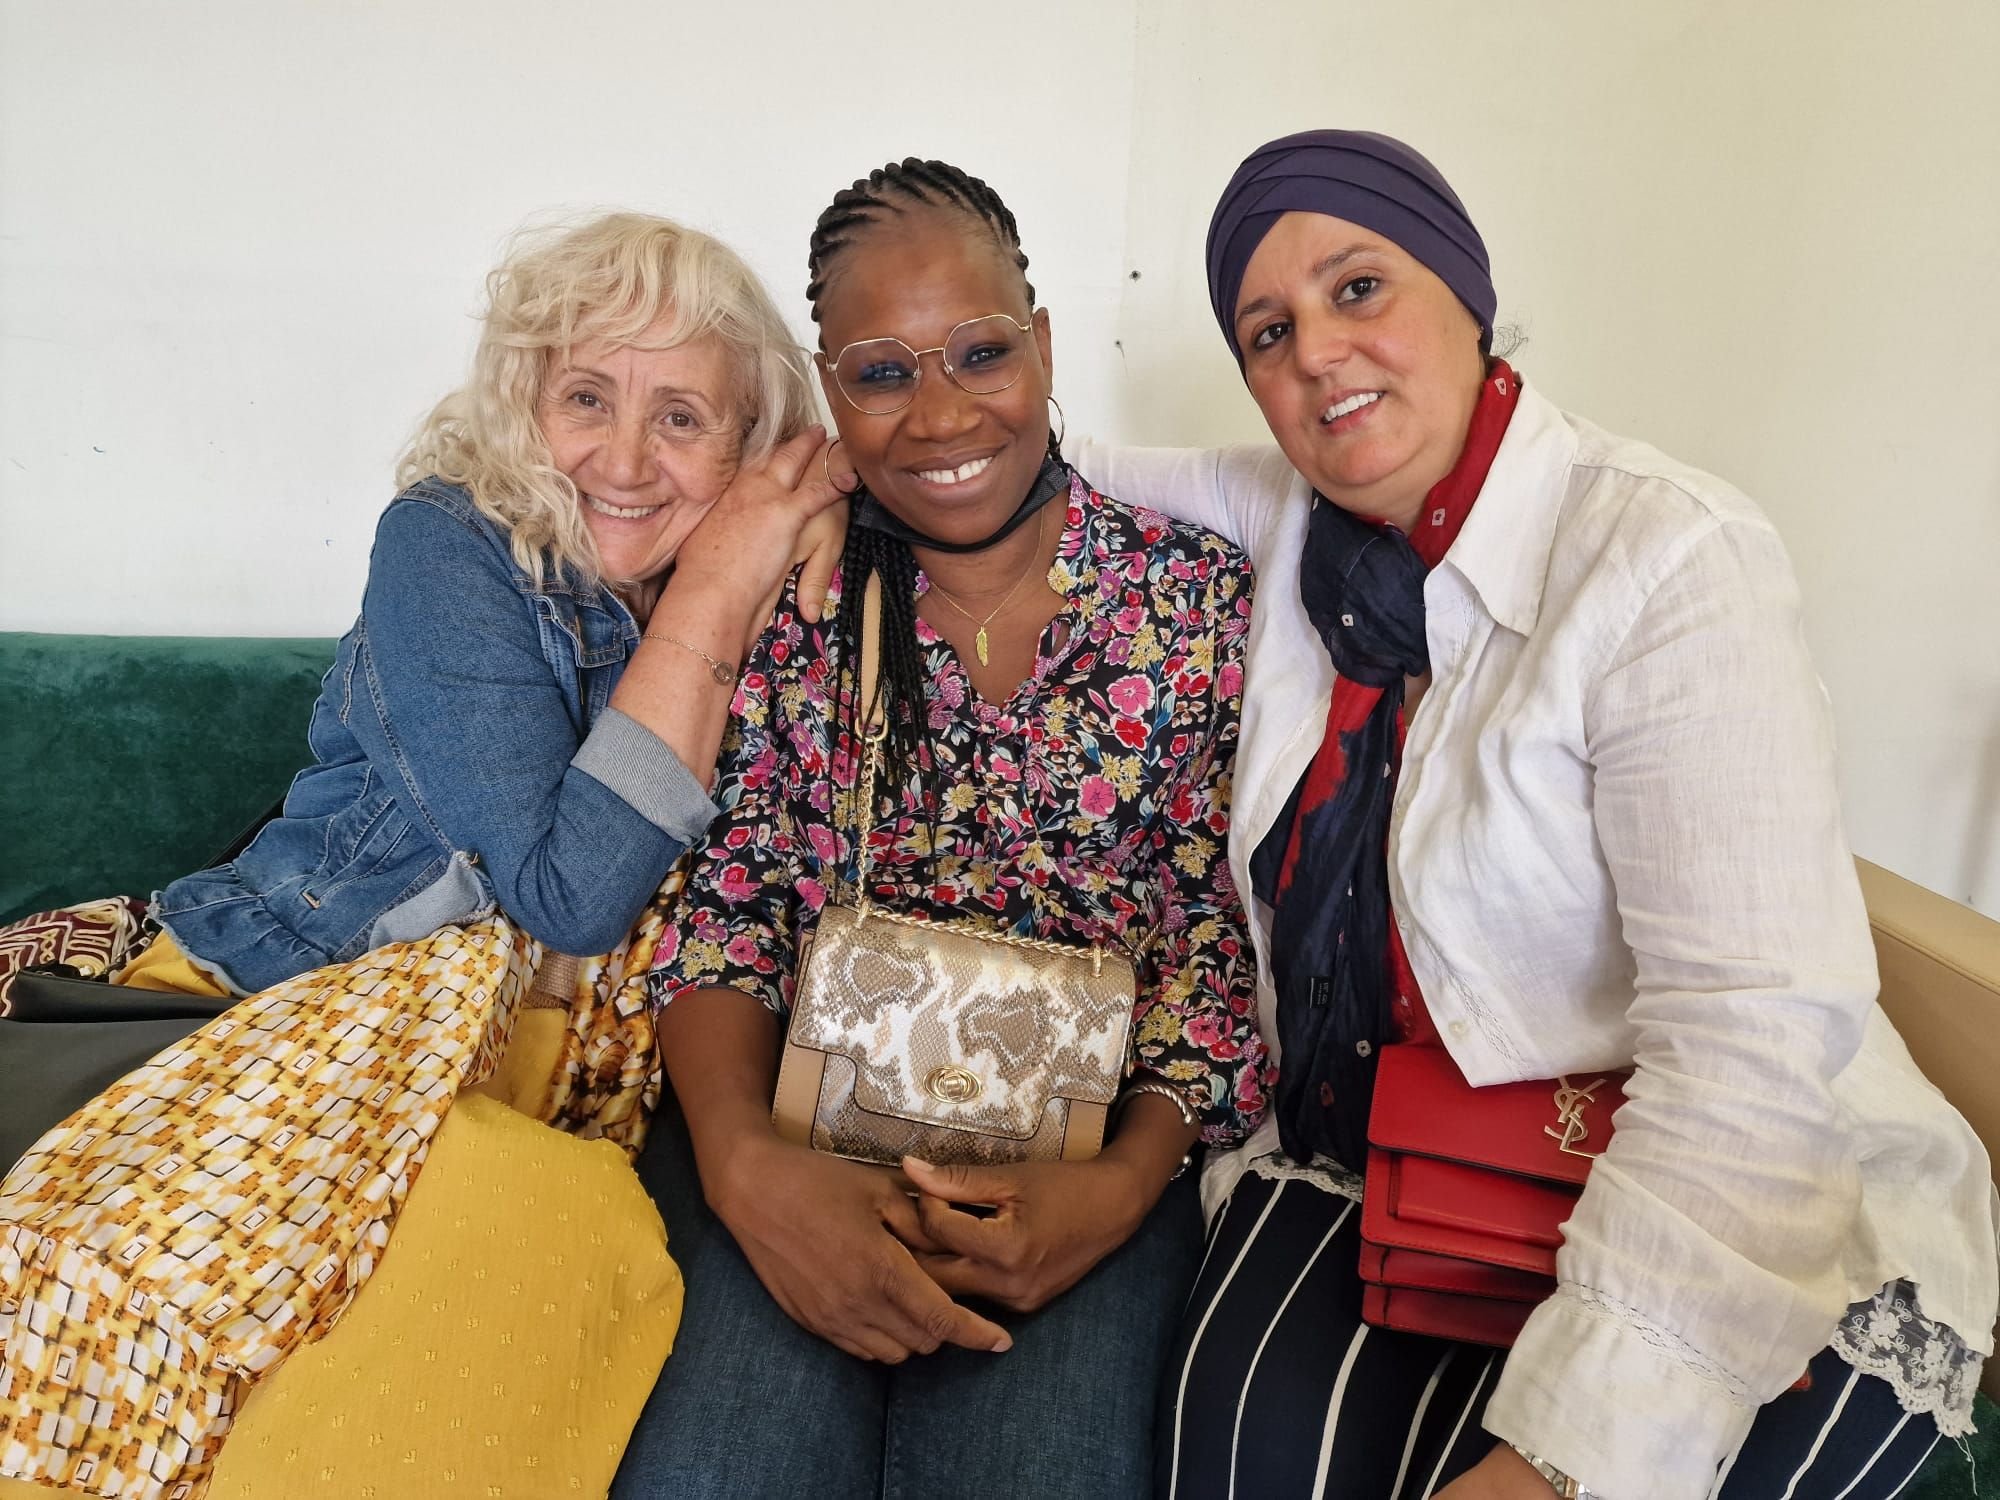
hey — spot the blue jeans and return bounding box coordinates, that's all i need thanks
[613,1096,1205,1500]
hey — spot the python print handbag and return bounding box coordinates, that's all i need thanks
[773,575,1137,1171]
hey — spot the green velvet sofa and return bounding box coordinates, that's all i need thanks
[0,632,336,924]
[0,630,1991,1492]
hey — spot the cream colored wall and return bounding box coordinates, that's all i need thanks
[1105,0,2000,917]
[3,0,1996,914]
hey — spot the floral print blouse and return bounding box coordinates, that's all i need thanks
[648,473,1272,1145]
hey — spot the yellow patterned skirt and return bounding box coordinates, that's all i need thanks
[0,882,684,1500]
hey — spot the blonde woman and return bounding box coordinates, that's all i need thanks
[117,212,846,996]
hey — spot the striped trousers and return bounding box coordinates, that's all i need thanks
[1156,1172,1942,1499]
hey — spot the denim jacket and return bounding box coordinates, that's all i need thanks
[157,479,719,994]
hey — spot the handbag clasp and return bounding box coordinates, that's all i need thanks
[925,1064,983,1104]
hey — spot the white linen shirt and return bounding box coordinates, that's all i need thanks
[1075,383,1997,1500]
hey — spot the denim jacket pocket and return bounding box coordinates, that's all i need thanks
[534,590,634,725]
[296,786,414,915]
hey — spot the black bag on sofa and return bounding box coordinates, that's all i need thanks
[0,972,231,1172]
[0,798,278,1173]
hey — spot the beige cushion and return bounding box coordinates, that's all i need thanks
[205,1092,682,1499]
[1857,858,2000,1402]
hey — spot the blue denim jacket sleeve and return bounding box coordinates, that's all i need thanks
[355,498,718,954]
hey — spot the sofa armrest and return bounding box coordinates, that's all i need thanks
[1856,858,2000,1403]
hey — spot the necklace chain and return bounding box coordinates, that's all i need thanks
[924,505,1049,667]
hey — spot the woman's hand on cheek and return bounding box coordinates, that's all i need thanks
[708,1132,1014,1363]
[901,1155,1150,1313]
[671,425,848,626]
[1430,1443,1563,1499]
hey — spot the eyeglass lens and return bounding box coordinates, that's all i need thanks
[833,314,1030,414]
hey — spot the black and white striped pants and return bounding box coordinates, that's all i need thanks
[1156,1172,1942,1499]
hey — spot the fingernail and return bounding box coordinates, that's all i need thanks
[992,1334,1013,1353]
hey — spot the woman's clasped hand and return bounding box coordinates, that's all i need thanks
[903,1091,1201,1315]
[700,1128,1013,1363]
[687,1101,1198,1362]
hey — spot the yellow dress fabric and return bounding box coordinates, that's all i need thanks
[2,918,679,1499]
[205,1091,680,1499]
[467,1005,570,1119]
[111,931,234,997]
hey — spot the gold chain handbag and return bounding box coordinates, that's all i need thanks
[772,574,1137,1170]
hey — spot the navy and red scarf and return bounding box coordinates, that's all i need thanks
[1250,360,1521,1168]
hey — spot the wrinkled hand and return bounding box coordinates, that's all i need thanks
[902,1155,1148,1314]
[1431,1443,1559,1499]
[709,1133,1013,1363]
[671,425,847,633]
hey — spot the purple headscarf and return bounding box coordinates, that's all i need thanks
[1205,129,1494,366]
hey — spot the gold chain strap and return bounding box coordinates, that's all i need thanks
[840,572,890,910]
[845,712,889,912]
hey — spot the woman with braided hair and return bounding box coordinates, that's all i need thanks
[615,159,1271,1497]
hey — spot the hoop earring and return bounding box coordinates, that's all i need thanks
[1047,395,1066,451]
[822,437,861,497]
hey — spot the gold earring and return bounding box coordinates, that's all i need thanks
[822,437,860,496]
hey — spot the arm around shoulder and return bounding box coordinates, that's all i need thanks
[1069,437,1299,559]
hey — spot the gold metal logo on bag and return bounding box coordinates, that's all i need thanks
[1545,1076,1607,1158]
[926,1064,983,1104]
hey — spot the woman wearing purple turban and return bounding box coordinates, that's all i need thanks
[1076,130,1992,1500]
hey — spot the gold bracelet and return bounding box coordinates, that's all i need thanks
[1116,1077,1201,1178]
[642,632,737,686]
[1120,1078,1199,1130]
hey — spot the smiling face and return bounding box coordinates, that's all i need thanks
[535,323,743,586]
[814,212,1053,547]
[1234,211,1486,528]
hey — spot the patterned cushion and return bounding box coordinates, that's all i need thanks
[0,897,148,1014]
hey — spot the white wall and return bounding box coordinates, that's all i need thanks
[4,0,1997,916]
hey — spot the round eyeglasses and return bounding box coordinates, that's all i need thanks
[817,312,1038,416]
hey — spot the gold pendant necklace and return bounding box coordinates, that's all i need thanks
[924,506,1049,667]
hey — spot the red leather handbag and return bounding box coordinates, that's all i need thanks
[1359,1043,1629,1347]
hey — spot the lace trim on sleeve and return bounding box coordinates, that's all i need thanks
[1830,1280,1983,1439]
[1244,1148,1365,1202]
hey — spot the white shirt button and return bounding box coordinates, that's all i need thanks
[1448,1020,1470,1040]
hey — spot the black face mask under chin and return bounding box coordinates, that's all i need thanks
[850,456,1070,554]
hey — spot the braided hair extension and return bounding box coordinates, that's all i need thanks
[808,157,1057,466]
[833,524,935,861]
[808,159,1047,872]
[806,157,1035,323]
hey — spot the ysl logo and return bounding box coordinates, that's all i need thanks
[1545,1075,1607,1158]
